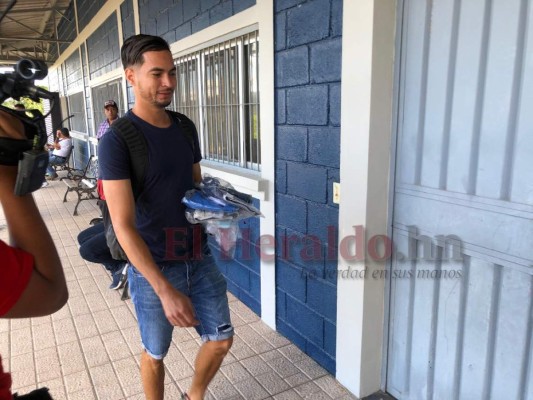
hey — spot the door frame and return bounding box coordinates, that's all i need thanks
[381,0,408,393]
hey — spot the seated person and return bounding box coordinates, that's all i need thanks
[45,127,72,180]
[78,222,128,290]
[78,180,127,290]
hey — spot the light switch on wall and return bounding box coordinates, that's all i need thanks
[333,182,340,204]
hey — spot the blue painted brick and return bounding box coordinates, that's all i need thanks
[121,0,131,15]
[330,83,341,126]
[286,85,328,125]
[287,162,327,203]
[331,0,343,37]
[276,161,287,194]
[235,241,260,274]
[276,46,309,87]
[249,271,260,301]
[234,0,256,14]
[276,89,286,123]
[276,260,306,302]
[239,291,261,316]
[168,3,184,29]
[324,319,336,357]
[308,127,340,168]
[327,168,340,207]
[276,193,307,232]
[276,289,286,319]
[176,22,192,40]
[183,0,201,21]
[307,202,339,245]
[192,12,210,33]
[307,341,336,374]
[239,212,260,241]
[226,262,250,291]
[276,226,286,260]
[157,12,170,35]
[210,0,233,25]
[158,0,173,11]
[275,11,286,51]
[307,278,336,320]
[277,126,307,162]
[201,0,220,12]
[162,30,176,44]
[286,296,324,347]
[276,318,307,350]
[275,0,303,13]
[310,38,342,83]
[226,279,238,296]
[287,0,330,47]
[278,225,325,274]
[142,19,156,35]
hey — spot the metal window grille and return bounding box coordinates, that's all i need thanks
[91,79,124,135]
[67,92,86,133]
[174,31,261,171]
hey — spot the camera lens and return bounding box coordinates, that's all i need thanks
[15,59,48,80]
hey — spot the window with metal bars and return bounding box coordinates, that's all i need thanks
[67,92,86,133]
[174,31,260,171]
[91,79,124,135]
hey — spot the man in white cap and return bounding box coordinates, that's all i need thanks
[97,100,119,140]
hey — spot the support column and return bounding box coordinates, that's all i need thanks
[336,0,397,397]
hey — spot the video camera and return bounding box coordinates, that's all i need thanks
[0,59,57,196]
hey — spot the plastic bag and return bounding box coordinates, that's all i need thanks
[182,175,262,256]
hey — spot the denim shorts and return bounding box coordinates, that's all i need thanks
[128,246,234,359]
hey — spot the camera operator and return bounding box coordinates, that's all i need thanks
[0,109,68,398]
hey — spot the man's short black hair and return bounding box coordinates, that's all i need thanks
[121,34,171,69]
[60,127,70,137]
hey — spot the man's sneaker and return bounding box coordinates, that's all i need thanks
[109,263,128,290]
[109,269,122,290]
[41,181,49,188]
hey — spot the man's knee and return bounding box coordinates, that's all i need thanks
[142,350,165,367]
[208,337,233,357]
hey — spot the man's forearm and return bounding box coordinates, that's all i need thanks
[115,224,174,296]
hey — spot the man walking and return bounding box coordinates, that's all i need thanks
[99,34,233,400]
[97,100,119,140]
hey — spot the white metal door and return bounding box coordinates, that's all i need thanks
[387,0,533,399]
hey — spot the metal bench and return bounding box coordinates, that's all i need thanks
[62,155,99,216]
[55,147,84,181]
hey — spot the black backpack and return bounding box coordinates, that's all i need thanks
[102,110,197,261]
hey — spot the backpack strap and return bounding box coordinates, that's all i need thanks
[111,112,197,199]
[167,110,196,152]
[111,117,148,200]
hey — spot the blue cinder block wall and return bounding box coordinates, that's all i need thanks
[138,0,256,44]
[55,3,76,57]
[121,0,136,42]
[76,0,107,32]
[275,0,342,374]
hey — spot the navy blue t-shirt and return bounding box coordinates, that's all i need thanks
[98,110,202,262]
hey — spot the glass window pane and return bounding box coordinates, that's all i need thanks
[173,31,260,171]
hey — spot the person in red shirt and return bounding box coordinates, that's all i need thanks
[0,109,68,399]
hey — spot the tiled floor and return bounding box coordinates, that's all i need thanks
[1,177,357,400]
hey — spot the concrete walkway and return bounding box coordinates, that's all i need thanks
[1,177,357,400]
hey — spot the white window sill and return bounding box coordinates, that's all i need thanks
[200,160,268,201]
